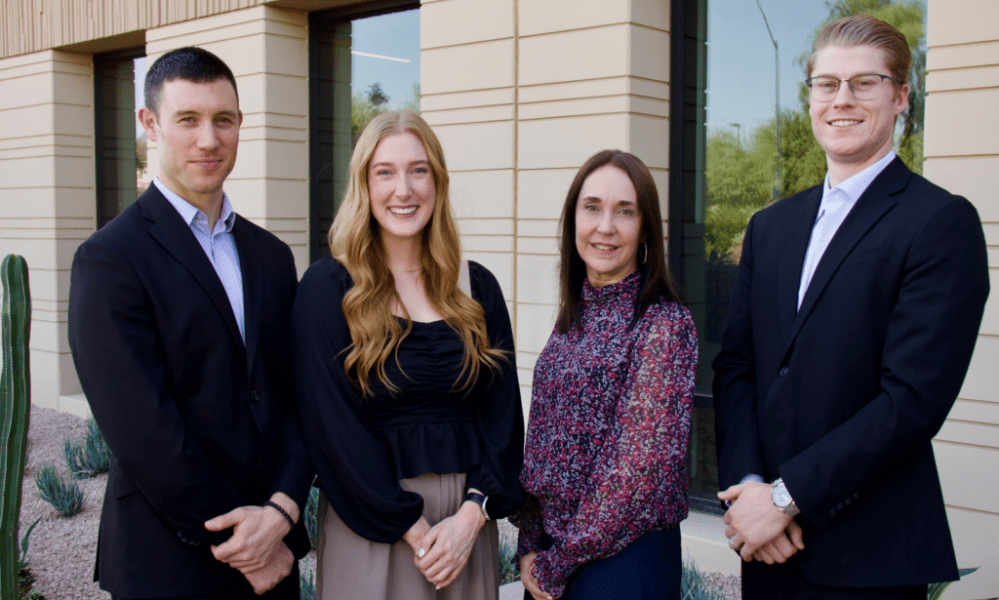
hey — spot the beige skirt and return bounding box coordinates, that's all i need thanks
[316,472,500,600]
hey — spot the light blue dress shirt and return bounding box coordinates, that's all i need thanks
[797,150,897,310]
[154,178,245,342]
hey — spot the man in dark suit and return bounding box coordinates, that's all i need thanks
[69,47,312,599]
[713,15,989,599]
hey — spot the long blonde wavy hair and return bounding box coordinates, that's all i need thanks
[329,110,505,398]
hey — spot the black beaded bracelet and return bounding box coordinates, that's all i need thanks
[263,500,296,529]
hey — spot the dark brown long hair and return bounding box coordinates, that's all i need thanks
[555,150,679,334]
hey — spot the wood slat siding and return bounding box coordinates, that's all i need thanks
[1,0,269,58]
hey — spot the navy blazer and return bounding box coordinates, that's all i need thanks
[68,185,313,598]
[713,158,989,588]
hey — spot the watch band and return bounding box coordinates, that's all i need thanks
[464,492,490,520]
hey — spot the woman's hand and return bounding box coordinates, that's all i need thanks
[403,516,432,558]
[519,551,553,600]
[415,501,486,588]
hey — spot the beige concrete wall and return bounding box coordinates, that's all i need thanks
[0,49,93,413]
[1,0,273,58]
[144,4,311,274]
[924,0,999,597]
[422,0,670,409]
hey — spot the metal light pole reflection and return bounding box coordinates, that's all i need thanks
[756,0,781,201]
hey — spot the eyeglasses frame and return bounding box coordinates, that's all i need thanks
[804,73,905,101]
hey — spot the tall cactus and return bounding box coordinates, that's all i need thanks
[0,254,31,600]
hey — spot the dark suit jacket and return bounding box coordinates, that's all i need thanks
[713,158,989,588]
[68,185,313,599]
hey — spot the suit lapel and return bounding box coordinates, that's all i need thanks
[139,187,246,353]
[786,158,910,348]
[776,187,821,344]
[232,216,262,375]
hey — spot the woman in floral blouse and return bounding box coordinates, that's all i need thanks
[512,150,697,600]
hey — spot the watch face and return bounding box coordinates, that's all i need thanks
[773,484,791,507]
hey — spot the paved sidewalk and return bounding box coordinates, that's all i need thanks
[500,581,525,599]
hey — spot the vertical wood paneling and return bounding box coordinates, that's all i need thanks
[1,0,274,58]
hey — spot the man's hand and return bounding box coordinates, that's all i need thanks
[519,551,553,600]
[206,492,299,572]
[718,481,792,561]
[415,502,485,589]
[750,519,804,564]
[242,542,294,595]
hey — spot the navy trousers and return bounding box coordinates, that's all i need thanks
[742,559,928,600]
[526,527,681,600]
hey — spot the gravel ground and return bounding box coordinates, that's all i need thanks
[16,405,738,599]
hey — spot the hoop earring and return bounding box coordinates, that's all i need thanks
[641,241,648,265]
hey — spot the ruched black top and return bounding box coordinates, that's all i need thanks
[291,258,524,543]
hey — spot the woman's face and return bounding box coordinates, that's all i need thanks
[574,165,642,288]
[367,131,436,246]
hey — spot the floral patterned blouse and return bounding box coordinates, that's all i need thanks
[512,271,697,598]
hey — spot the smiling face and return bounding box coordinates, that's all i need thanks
[574,165,642,288]
[367,131,437,247]
[138,78,241,211]
[809,44,909,185]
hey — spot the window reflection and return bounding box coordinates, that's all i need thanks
[311,6,420,261]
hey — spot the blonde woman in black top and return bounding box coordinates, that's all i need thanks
[291,110,524,600]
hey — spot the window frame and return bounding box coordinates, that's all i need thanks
[94,47,146,228]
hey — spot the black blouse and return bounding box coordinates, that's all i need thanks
[291,258,524,543]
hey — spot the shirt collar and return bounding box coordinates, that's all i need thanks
[821,150,896,205]
[154,177,236,233]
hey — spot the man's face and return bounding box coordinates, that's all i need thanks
[809,45,908,175]
[139,78,242,208]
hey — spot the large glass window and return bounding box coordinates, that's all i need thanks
[94,49,147,228]
[310,3,420,261]
[671,0,928,512]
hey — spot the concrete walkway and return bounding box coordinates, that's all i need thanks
[500,581,525,599]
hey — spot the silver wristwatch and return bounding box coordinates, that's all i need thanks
[771,478,800,517]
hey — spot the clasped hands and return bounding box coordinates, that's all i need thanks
[204,492,300,595]
[404,501,487,590]
[718,482,805,565]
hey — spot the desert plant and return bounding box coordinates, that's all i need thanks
[15,517,42,600]
[63,418,111,478]
[305,486,319,549]
[1,254,32,600]
[681,558,723,600]
[929,566,999,600]
[299,568,315,600]
[498,536,517,586]
[34,463,84,518]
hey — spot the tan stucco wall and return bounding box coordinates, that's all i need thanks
[925,0,999,597]
[421,0,670,414]
[0,0,271,58]
[0,49,92,412]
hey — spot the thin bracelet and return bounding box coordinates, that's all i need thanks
[263,500,296,529]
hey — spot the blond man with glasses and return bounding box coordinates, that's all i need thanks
[713,14,989,600]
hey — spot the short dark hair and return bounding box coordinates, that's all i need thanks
[555,149,680,334]
[144,47,239,116]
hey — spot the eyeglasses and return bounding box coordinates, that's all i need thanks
[805,74,903,101]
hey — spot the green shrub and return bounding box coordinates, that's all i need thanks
[63,418,111,478]
[299,568,315,600]
[498,536,518,586]
[35,463,84,517]
[305,486,320,549]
